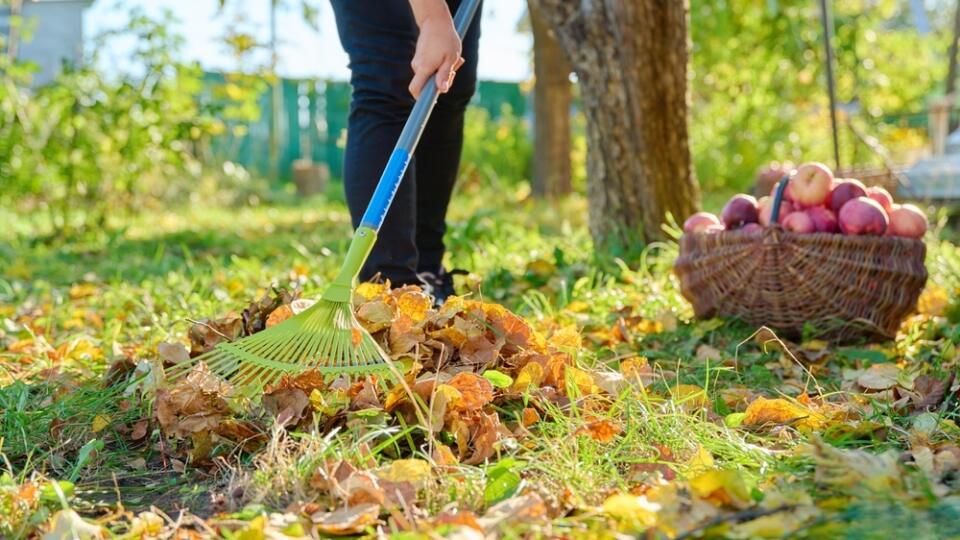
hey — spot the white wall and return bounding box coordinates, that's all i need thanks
[15,1,91,86]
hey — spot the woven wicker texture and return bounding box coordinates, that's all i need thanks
[674,228,927,342]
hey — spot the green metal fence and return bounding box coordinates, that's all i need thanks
[205,72,528,182]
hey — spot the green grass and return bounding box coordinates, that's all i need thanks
[1,187,959,538]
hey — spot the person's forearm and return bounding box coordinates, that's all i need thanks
[409,0,453,28]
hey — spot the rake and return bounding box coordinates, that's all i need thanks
[167,0,482,395]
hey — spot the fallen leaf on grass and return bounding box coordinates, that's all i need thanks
[43,509,104,540]
[155,363,232,437]
[689,469,752,509]
[574,419,622,443]
[477,493,547,531]
[188,315,243,356]
[742,397,825,432]
[263,387,310,426]
[856,363,902,390]
[311,503,380,535]
[602,493,660,531]
[374,459,432,487]
[157,342,190,365]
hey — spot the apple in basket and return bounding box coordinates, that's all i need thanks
[805,206,839,233]
[789,162,834,207]
[886,204,928,239]
[838,197,888,236]
[683,212,722,234]
[741,223,764,235]
[721,194,759,228]
[783,210,816,233]
[866,186,894,212]
[758,196,794,226]
[828,179,868,214]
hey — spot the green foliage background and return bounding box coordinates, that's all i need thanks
[0,0,956,228]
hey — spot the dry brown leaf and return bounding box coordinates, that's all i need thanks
[263,388,310,426]
[312,503,380,536]
[356,299,395,332]
[155,363,232,437]
[188,315,243,356]
[857,363,902,391]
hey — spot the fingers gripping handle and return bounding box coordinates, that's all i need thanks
[359,0,482,232]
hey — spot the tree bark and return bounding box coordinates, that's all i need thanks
[946,0,960,131]
[528,0,700,247]
[529,0,572,198]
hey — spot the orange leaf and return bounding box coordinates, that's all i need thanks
[448,372,494,410]
[265,305,293,327]
[575,419,621,443]
[742,396,824,431]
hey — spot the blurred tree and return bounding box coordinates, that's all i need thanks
[527,1,572,199]
[529,0,700,248]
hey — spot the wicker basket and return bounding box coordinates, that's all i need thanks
[675,178,928,342]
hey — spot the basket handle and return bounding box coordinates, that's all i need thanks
[770,173,792,224]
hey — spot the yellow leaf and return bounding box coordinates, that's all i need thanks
[375,459,432,487]
[429,383,462,431]
[689,469,752,509]
[566,366,599,395]
[917,283,949,316]
[397,291,432,323]
[512,362,544,392]
[670,384,707,411]
[549,325,582,350]
[355,282,387,302]
[91,415,111,433]
[68,283,98,299]
[742,397,824,432]
[685,445,715,472]
[602,493,660,531]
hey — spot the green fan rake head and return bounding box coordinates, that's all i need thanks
[166,227,395,396]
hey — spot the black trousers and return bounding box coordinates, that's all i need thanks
[330,0,481,285]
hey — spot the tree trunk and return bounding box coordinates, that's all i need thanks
[528,0,700,247]
[529,0,572,198]
[946,0,960,131]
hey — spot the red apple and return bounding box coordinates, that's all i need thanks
[886,204,928,239]
[783,211,816,233]
[865,186,894,212]
[683,212,722,234]
[828,179,868,214]
[838,197,888,236]
[741,222,764,235]
[789,162,834,207]
[721,194,759,228]
[805,206,839,233]
[758,196,795,226]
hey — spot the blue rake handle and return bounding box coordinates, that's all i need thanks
[359,0,482,231]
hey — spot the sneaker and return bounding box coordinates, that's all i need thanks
[417,268,467,307]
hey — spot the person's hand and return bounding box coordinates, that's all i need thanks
[409,9,464,99]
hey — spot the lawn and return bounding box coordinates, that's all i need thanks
[2,189,960,539]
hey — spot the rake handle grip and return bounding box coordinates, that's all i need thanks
[359,0,482,232]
